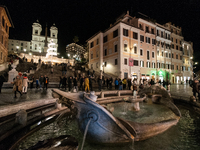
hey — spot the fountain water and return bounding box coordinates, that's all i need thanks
[6,85,194,149]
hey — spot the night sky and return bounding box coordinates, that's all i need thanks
[1,0,200,70]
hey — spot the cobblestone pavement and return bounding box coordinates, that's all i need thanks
[170,84,192,98]
[0,84,193,107]
[0,88,53,106]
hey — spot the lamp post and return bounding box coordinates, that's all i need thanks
[102,62,104,73]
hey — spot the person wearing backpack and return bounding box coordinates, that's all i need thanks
[43,75,49,90]
[115,78,119,90]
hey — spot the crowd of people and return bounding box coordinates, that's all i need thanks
[8,70,175,98]
[10,72,50,98]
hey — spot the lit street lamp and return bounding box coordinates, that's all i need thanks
[102,62,104,73]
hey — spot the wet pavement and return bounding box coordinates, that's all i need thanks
[170,84,193,98]
[0,84,194,107]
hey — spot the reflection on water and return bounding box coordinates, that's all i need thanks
[17,102,200,150]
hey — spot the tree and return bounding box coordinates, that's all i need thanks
[73,36,79,44]
[72,36,79,59]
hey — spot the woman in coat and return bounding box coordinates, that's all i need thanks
[12,75,22,98]
[22,75,29,94]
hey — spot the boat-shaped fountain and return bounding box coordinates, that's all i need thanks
[52,84,181,145]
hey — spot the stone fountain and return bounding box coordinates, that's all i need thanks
[52,85,181,145]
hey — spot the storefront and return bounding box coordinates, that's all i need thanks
[158,70,164,82]
[132,73,137,79]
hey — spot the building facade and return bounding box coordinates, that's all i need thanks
[87,11,193,83]
[0,6,13,64]
[66,43,86,60]
[8,21,58,56]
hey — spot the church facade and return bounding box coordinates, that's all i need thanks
[8,20,58,56]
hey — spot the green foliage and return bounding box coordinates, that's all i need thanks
[73,36,79,44]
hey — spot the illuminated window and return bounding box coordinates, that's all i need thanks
[124,44,127,52]
[147,62,150,68]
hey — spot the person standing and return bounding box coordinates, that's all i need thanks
[89,75,93,91]
[109,77,113,89]
[50,65,54,74]
[62,75,67,90]
[122,78,127,90]
[114,78,119,90]
[22,74,29,94]
[192,79,199,99]
[98,76,102,91]
[0,74,5,93]
[93,70,95,77]
[106,78,109,89]
[133,83,137,92]
[12,75,22,98]
[80,76,84,91]
[85,76,90,92]
[59,76,63,89]
[39,75,44,89]
[73,76,78,92]
[68,76,72,92]
[43,75,49,90]
[119,79,123,90]
[30,76,34,89]
[150,79,154,86]
[128,79,132,90]
[163,80,166,88]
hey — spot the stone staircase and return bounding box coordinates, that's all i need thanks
[33,65,74,82]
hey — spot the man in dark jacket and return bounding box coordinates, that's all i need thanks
[73,77,78,92]
[0,74,5,93]
[89,75,93,91]
[128,79,132,90]
[43,75,49,90]
[109,77,113,89]
[62,75,67,90]
[68,76,72,92]
[80,76,84,91]
[106,78,109,89]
